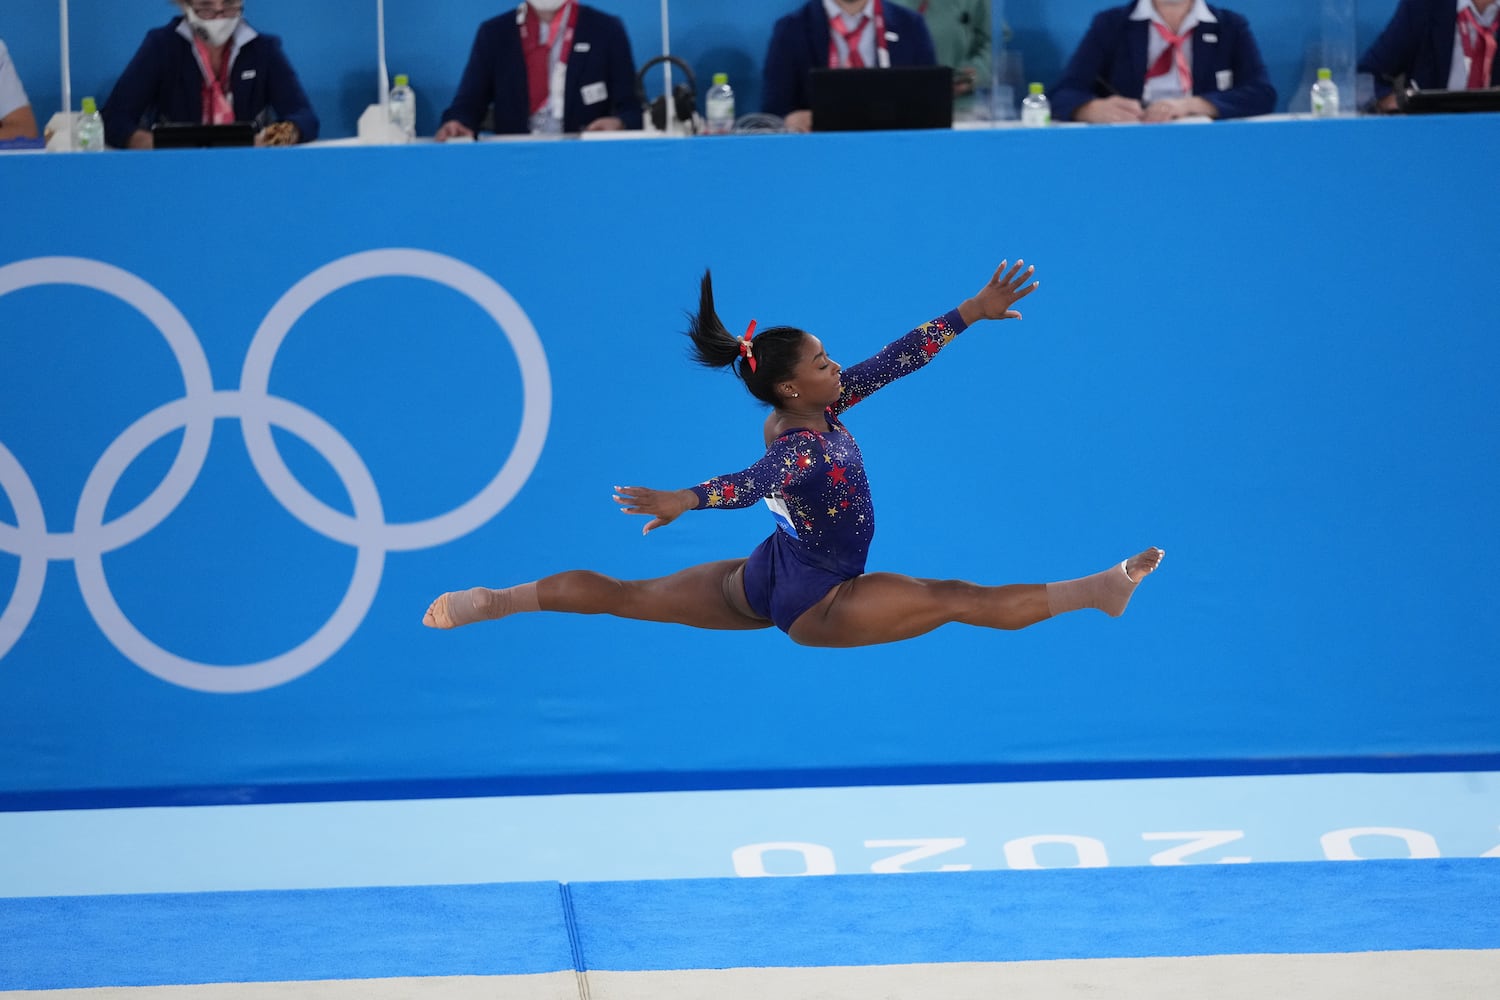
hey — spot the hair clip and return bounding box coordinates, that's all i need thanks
[738,319,758,372]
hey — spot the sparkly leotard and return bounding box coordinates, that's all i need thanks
[689,308,968,632]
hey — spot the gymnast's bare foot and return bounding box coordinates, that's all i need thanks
[423,588,493,629]
[1100,547,1165,617]
[1123,547,1165,584]
[423,583,539,629]
[423,591,460,629]
[1045,548,1164,619]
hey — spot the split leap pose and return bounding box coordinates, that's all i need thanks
[425,260,1163,647]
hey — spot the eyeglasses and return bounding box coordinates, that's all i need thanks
[187,1,244,17]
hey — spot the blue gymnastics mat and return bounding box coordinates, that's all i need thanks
[3,858,1497,991]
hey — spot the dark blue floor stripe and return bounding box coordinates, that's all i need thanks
[3,753,1498,811]
[571,859,1500,971]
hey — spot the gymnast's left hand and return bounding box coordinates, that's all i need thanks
[959,259,1040,325]
[613,486,698,535]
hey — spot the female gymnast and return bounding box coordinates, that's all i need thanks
[424,260,1163,646]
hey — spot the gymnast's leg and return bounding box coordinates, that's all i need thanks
[787,547,1164,649]
[423,559,771,631]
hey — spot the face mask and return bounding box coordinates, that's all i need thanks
[185,8,240,47]
[528,0,568,14]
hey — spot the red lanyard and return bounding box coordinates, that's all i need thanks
[191,34,235,125]
[1146,20,1193,96]
[828,0,888,69]
[519,1,579,116]
[520,2,579,66]
[1457,6,1498,90]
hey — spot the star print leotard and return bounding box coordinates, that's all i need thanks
[688,308,968,632]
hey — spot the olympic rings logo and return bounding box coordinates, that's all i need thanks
[0,250,551,693]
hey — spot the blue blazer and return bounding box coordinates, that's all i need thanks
[101,19,318,148]
[1050,4,1276,122]
[761,1,938,117]
[440,5,642,134]
[1358,0,1498,97]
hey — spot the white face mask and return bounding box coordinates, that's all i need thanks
[527,0,568,14]
[184,8,240,47]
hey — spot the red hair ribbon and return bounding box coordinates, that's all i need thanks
[739,319,758,372]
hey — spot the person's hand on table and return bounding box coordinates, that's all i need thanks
[1076,96,1145,123]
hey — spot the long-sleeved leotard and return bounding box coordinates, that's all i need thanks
[688,308,969,631]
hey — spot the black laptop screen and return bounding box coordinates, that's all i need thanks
[152,123,258,149]
[810,66,954,132]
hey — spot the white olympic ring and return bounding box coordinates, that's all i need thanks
[0,250,552,692]
[0,257,216,562]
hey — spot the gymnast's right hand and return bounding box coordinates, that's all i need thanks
[613,486,699,535]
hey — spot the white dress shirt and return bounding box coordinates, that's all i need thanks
[1449,0,1500,89]
[823,0,879,68]
[0,39,32,120]
[1131,0,1218,103]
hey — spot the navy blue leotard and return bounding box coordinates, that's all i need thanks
[689,308,968,632]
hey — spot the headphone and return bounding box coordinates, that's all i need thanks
[635,55,697,131]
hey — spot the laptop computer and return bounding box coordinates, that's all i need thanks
[152,122,257,149]
[810,66,954,132]
[1393,75,1500,114]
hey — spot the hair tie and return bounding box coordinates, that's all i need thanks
[738,319,758,373]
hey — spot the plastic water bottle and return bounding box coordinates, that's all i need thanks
[1310,67,1339,118]
[388,74,416,141]
[1020,82,1051,127]
[705,73,735,135]
[75,97,105,151]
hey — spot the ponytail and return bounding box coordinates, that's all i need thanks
[685,269,807,407]
[686,270,743,370]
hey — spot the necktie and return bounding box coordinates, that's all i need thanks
[1457,7,1498,90]
[1146,20,1193,96]
[834,15,870,68]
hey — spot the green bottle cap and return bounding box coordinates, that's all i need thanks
[1029,82,1044,95]
[394,74,409,87]
[713,73,729,86]
[81,97,97,114]
[1317,68,1332,80]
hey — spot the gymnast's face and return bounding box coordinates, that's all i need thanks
[787,334,843,407]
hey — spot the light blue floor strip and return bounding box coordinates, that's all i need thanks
[1,771,1495,897]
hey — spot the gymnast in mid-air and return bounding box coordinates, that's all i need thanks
[425,259,1162,646]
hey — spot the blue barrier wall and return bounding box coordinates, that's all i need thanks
[6,0,1388,135]
[2,114,1498,801]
